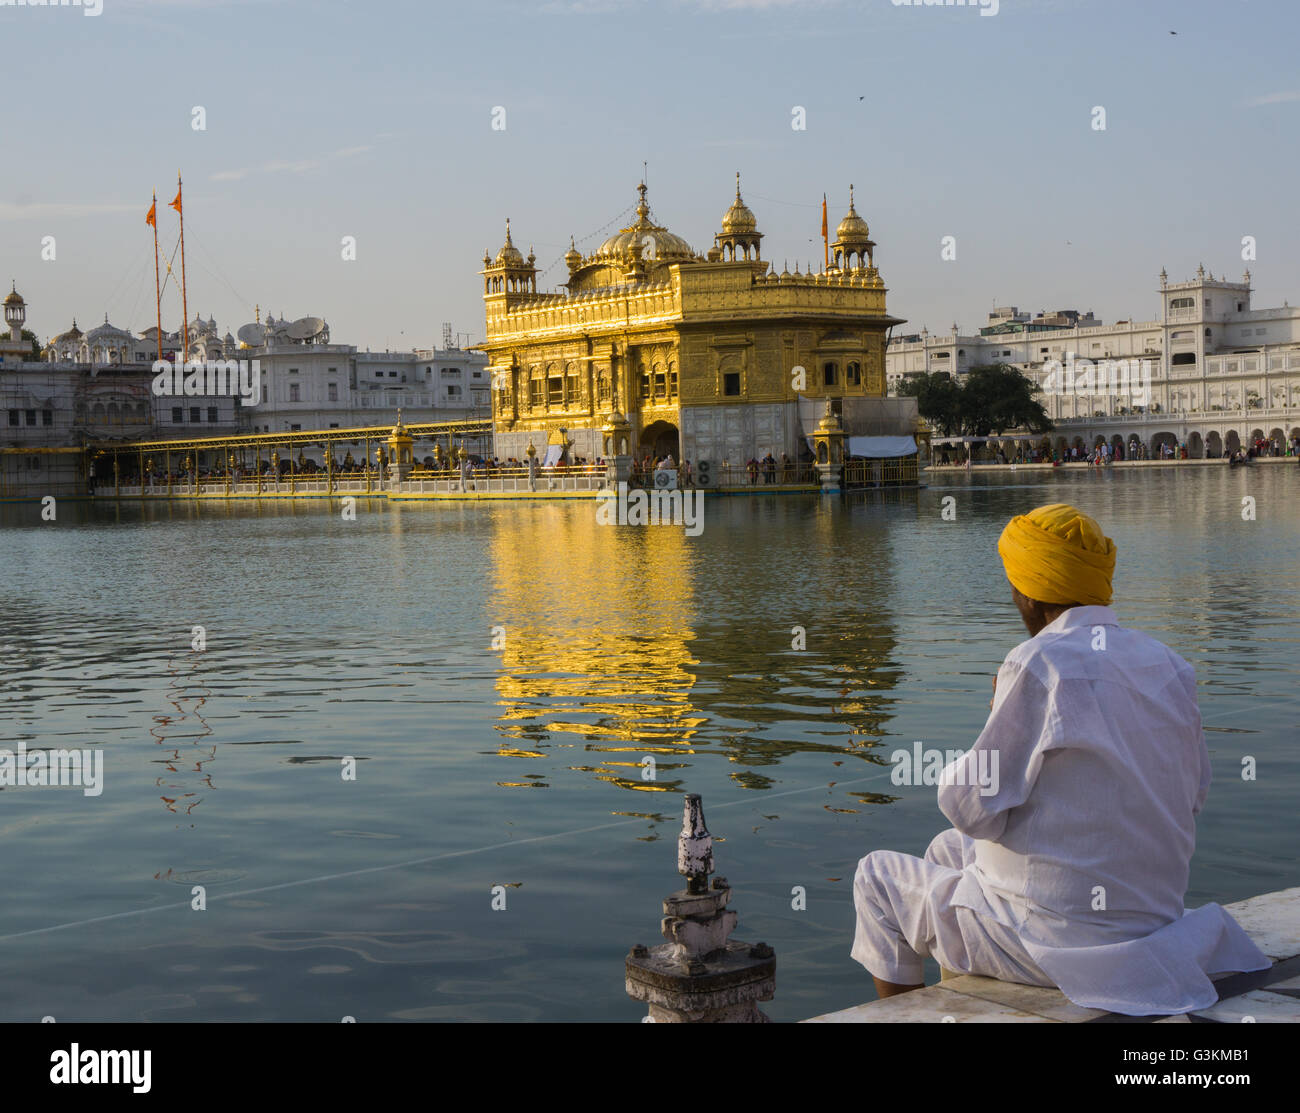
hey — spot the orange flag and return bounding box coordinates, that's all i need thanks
[146,199,157,227]
[821,194,828,240]
[169,185,182,215]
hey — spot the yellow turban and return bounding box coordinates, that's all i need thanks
[997,503,1116,606]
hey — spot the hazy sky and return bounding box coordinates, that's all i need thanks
[4,0,1298,351]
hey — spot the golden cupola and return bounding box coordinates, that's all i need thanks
[721,174,757,234]
[714,172,763,265]
[495,219,525,267]
[481,218,538,296]
[830,185,876,274]
[4,281,26,338]
[564,236,582,274]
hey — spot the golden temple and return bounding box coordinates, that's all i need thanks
[479,177,906,468]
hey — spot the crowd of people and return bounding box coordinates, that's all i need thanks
[629,453,693,488]
[414,455,603,477]
[627,451,822,487]
[939,433,1300,467]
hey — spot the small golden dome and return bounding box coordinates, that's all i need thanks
[495,219,525,266]
[3,282,24,307]
[54,319,83,343]
[721,173,757,234]
[835,185,870,242]
[564,236,582,269]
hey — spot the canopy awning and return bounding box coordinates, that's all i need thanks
[847,435,917,458]
[803,435,917,458]
[541,443,564,468]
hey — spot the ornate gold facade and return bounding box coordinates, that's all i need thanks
[480,179,905,465]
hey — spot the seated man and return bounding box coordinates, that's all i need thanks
[851,503,1270,1015]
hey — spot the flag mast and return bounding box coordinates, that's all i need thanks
[822,193,829,271]
[171,172,189,365]
[146,191,163,363]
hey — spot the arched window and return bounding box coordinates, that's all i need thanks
[565,362,580,405]
[823,361,838,386]
[528,366,543,407]
[547,365,563,406]
[846,361,861,386]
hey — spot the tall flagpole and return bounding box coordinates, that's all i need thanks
[149,191,163,363]
[173,171,189,365]
[822,193,829,271]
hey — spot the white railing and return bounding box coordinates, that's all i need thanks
[106,467,614,497]
[111,477,385,497]
[1055,405,1298,424]
[397,472,608,494]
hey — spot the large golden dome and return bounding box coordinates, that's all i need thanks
[595,183,695,261]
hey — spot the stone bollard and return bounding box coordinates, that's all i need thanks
[625,794,775,1022]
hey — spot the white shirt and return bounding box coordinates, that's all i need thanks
[938,605,1269,1013]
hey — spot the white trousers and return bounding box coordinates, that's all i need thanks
[851,828,1055,987]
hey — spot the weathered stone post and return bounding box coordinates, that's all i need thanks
[526,440,538,491]
[625,794,775,1022]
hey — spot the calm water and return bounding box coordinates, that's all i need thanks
[1,467,1297,1022]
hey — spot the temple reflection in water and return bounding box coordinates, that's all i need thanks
[487,499,903,800]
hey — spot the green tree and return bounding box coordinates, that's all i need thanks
[958,363,1053,437]
[899,371,963,437]
[21,329,41,361]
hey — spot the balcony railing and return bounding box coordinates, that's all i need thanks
[1054,404,1298,424]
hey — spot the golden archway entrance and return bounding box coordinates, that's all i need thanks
[640,419,680,461]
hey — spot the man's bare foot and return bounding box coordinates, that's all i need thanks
[873,976,925,999]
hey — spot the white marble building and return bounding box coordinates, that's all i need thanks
[887,267,1300,457]
[35,303,489,438]
[3,285,490,493]
[240,331,489,433]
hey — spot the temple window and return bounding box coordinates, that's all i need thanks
[823,361,838,386]
[846,361,861,386]
[723,371,741,397]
